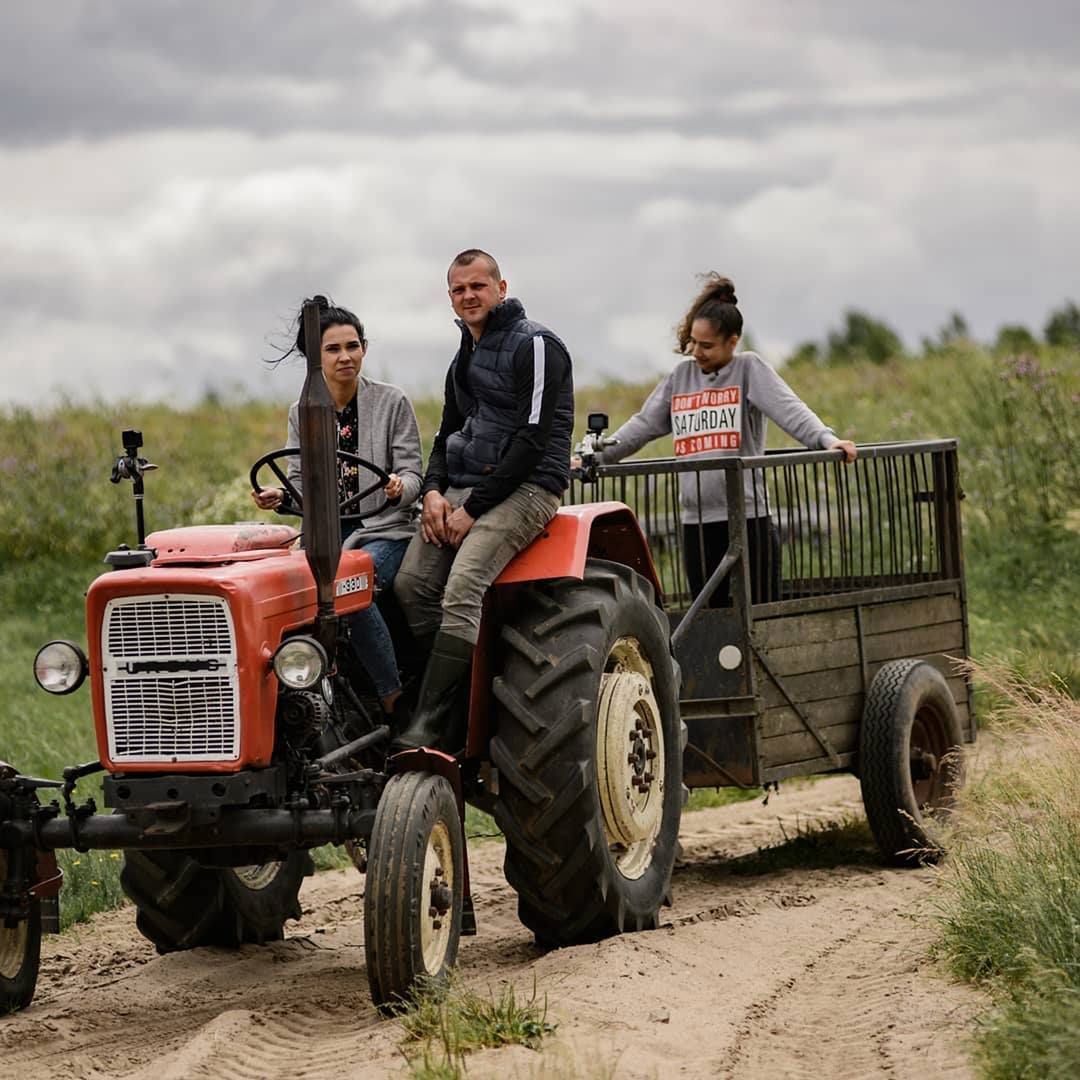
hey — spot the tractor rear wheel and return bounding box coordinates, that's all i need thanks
[121,849,310,953]
[492,559,684,946]
[859,659,965,866]
[0,850,41,1012]
[364,771,463,1008]
[221,855,311,944]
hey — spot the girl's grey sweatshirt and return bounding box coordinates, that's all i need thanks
[286,375,423,544]
[602,353,840,524]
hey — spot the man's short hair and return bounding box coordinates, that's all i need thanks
[448,249,501,282]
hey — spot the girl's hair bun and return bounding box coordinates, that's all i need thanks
[674,272,742,353]
[709,276,737,306]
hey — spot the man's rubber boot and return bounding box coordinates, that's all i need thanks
[389,632,474,753]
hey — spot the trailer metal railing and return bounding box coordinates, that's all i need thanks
[565,440,964,616]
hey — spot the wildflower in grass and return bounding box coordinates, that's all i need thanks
[109,852,120,860]
[91,880,99,886]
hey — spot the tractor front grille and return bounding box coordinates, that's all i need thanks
[102,595,240,762]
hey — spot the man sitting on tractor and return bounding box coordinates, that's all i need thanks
[392,248,576,752]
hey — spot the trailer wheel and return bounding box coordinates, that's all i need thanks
[859,659,965,866]
[0,850,41,1012]
[122,849,309,952]
[492,559,684,946]
[364,771,463,1009]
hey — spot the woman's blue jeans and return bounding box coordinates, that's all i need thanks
[345,536,409,699]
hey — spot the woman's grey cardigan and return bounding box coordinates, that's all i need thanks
[285,375,423,544]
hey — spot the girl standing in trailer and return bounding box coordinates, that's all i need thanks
[601,273,856,605]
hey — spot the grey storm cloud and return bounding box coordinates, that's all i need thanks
[1,0,1078,410]
[6,1,1076,141]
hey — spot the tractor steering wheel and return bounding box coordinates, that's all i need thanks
[249,448,392,528]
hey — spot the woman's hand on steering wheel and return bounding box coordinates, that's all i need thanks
[251,486,284,510]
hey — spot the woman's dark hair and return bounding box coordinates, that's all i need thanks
[675,273,742,353]
[270,295,367,366]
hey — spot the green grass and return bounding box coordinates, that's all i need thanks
[397,976,557,1075]
[972,975,1080,1080]
[1,557,104,779]
[464,805,501,840]
[686,785,761,811]
[394,975,556,1078]
[0,558,126,928]
[931,661,1080,1079]
[399,977,554,1050]
[54,849,128,927]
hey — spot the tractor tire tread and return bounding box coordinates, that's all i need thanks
[492,558,683,946]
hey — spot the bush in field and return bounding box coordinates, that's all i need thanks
[921,311,971,354]
[993,324,1038,355]
[825,309,905,366]
[933,660,1080,1080]
[784,310,905,368]
[1044,299,1080,349]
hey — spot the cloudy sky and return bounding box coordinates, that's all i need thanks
[2,0,1077,410]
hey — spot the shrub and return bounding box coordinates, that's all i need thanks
[825,309,905,366]
[933,660,1080,1079]
[1044,300,1080,349]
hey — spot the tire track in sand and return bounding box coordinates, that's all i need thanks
[720,883,977,1080]
[1,775,983,1079]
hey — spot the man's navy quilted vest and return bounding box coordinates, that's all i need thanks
[446,298,574,495]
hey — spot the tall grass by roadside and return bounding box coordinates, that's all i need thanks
[932,659,1080,1080]
[781,345,1079,691]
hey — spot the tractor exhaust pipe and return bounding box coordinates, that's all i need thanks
[297,299,342,653]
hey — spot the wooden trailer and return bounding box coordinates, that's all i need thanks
[566,439,973,862]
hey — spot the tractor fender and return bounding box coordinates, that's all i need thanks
[495,502,662,600]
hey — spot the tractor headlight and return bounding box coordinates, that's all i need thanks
[34,640,88,695]
[272,637,328,690]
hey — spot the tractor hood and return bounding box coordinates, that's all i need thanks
[146,524,300,566]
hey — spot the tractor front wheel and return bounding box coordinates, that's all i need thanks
[492,559,684,946]
[364,771,464,1009]
[0,850,41,1012]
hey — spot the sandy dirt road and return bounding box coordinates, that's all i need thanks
[1,774,983,1079]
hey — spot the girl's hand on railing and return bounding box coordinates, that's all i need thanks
[833,440,857,463]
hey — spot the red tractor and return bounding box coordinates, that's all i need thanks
[0,305,684,1011]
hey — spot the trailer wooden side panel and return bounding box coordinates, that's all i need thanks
[752,589,972,781]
